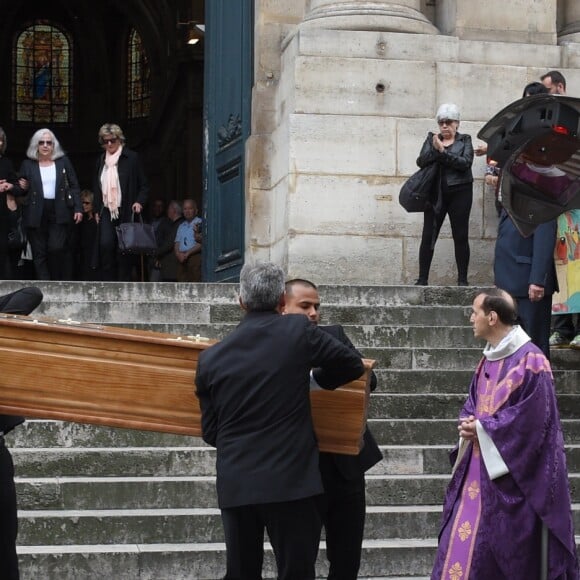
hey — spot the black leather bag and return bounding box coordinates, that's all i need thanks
[116,213,158,255]
[7,215,27,250]
[399,163,438,213]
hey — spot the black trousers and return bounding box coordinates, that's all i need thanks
[553,314,580,339]
[98,209,142,281]
[27,201,73,280]
[319,456,366,580]
[221,496,323,580]
[418,185,472,283]
[517,295,553,359]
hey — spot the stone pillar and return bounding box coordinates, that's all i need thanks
[437,0,557,45]
[559,1,580,43]
[303,0,438,34]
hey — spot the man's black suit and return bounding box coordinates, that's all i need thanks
[0,286,43,580]
[318,325,382,580]
[195,310,364,580]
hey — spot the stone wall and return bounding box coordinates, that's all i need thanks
[248,0,580,285]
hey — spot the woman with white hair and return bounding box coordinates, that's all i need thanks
[414,103,474,286]
[19,129,82,280]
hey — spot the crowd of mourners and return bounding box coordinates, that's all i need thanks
[0,123,202,283]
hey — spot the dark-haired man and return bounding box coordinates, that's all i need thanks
[431,288,578,579]
[195,263,365,580]
[284,278,382,580]
[541,70,567,95]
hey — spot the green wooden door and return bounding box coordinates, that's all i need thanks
[202,0,253,281]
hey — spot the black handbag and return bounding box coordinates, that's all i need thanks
[7,214,27,250]
[399,163,438,213]
[116,213,158,255]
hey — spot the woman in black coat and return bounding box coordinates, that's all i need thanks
[415,103,474,286]
[92,123,149,281]
[19,128,82,280]
[0,127,24,279]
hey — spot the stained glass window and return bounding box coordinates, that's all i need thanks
[128,29,151,119]
[13,22,72,124]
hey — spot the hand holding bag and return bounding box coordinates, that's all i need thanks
[399,162,438,213]
[116,212,158,255]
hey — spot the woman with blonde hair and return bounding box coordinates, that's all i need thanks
[19,128,82,280]
[92,123,149,281]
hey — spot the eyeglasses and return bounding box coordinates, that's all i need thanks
[38,140,53,146]
[437,119,455,126]
[82,201,92,205]
[102,138,118,145]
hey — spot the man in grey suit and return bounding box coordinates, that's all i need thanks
[195,262,364,580]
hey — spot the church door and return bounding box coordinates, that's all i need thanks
[202,0,253,281]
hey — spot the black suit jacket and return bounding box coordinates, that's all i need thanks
[319,325,382,480]
[195,311,364,509]
[19,156,81,227]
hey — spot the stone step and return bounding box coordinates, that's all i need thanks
[9,416,580,449]
[369,418,580,445]
[15,536,580,580]
[16,506,443,546]
[0,280,483,307]
[369,393,580,420]
[14,473,580,511]
[16,539,438,579]
[16,499,580,547]
[12,444,580,478]
[376,369,580,393]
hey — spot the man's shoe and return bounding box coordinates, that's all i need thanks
[458,279,469,287]
[570,334,580,350]
[414,279,428,286]
[549,331,570,348]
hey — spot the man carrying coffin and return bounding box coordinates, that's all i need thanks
[431,288,578,580]
[284,278,382,580]
[195,262,364,580]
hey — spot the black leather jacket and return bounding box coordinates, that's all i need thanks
[417,132,474,187]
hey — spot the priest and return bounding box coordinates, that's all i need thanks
[431,288,578,579]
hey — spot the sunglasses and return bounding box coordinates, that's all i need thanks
[102,138,118,145]
[38,140,53,146]
[437,119,455,126]
[82,201,92,205]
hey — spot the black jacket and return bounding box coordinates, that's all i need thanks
[195,311,364,509]
[417,132,474,188]
[93,147,149,224]
[19,156,81,227]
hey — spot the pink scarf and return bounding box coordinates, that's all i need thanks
[101,146,123,220]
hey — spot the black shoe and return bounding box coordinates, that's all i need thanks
[458,280,469,287]
[414,279,428,286]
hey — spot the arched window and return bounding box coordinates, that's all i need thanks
[13,21,72,124]
[128,29,151,119]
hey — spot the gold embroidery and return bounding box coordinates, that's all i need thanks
[458,521,472,541]
[468,481,480,499]
[449,562,463,580]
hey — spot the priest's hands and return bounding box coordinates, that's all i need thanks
[458,415,478,441]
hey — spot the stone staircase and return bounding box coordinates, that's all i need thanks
[0,281,579,579]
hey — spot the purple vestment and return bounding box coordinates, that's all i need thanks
[432,342,579,580]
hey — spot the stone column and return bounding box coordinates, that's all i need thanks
[303,0,438,34]
[559,1,580,43]
[436,0,556,45]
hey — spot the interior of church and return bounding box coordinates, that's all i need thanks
[0,0,205,211]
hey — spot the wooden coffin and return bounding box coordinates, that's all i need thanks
[0,314,374,455]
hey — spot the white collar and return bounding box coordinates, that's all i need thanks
[482,325,531,361]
